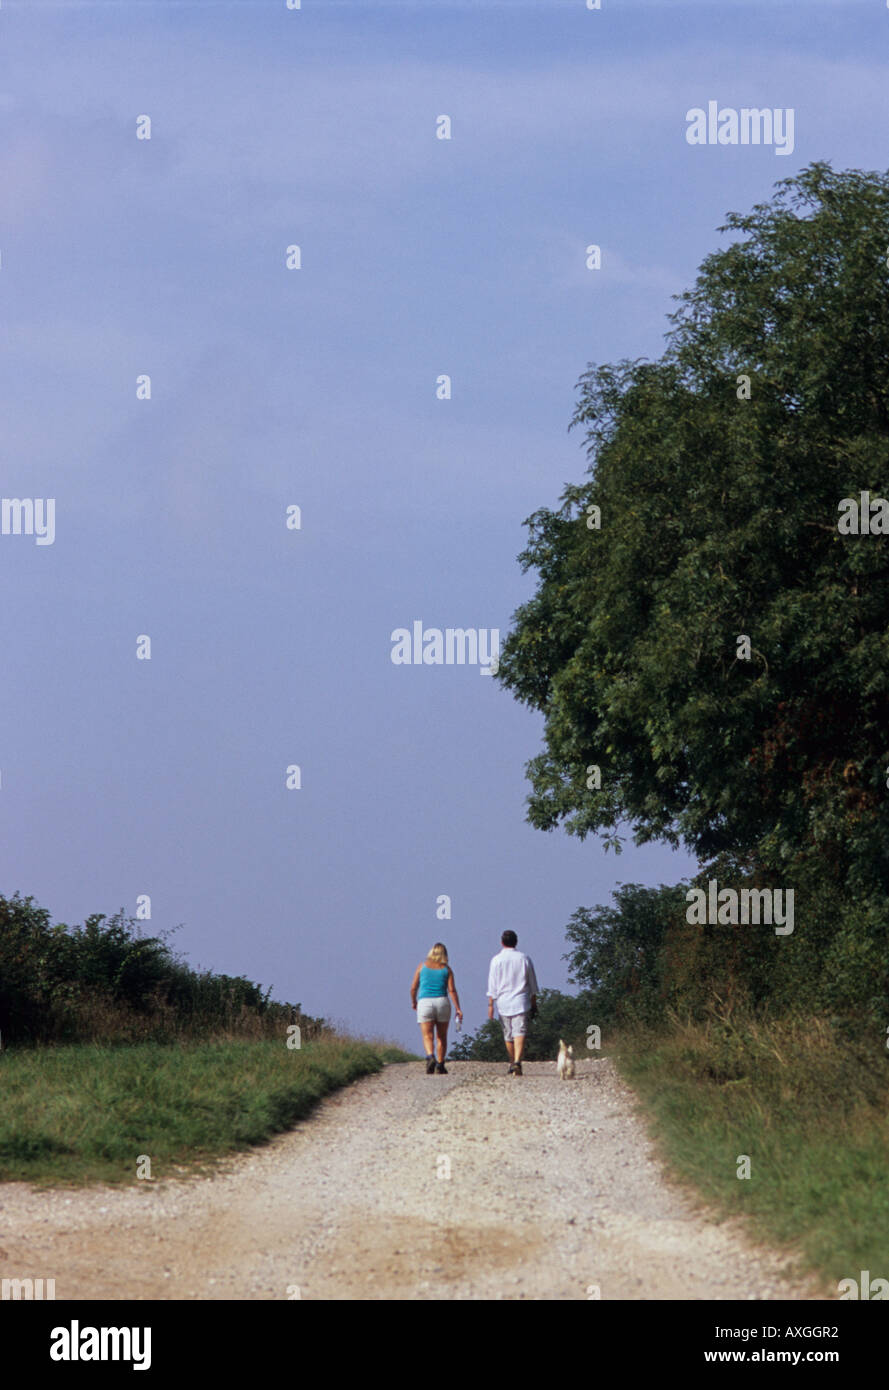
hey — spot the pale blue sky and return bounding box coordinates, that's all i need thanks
[2,1,886,1047]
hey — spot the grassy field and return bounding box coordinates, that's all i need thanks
[0,1036,413,1185]
[613,1013,889,1294]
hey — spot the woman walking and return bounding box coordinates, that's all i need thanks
[410,943,462,1073]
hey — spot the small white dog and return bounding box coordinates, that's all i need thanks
[557,1039,575,1080]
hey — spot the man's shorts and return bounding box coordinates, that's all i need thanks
[500,1012,528,1040]
[417,996,451,1023]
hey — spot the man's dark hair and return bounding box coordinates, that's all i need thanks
[501,930,518,947]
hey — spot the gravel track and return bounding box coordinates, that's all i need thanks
[0,1058,826,1301]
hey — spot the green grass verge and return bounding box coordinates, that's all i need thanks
[0,1037,413,1186]
[612,1014,889,1294]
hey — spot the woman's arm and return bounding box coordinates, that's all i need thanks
[448,970,462,1017]
[410,965,421,1010]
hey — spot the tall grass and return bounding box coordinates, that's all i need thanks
[614,1010,889,1290]
[0,1036,412,1185]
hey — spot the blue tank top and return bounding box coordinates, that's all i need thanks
[418,964,450,998]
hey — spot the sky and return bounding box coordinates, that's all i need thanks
[2,0,887,1050]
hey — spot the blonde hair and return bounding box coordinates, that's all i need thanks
[426,943,448,966]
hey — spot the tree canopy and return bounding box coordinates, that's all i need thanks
[498,162,889,912]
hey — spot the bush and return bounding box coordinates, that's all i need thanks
[0,891,324,1047]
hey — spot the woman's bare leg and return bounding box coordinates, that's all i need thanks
[420,1021,435,1057]
[435,1021,448,1063]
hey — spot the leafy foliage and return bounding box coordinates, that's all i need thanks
[499,163,889,874]
[0,891,323,1046]
[563,882,687,1023]
[497,163,889,1015]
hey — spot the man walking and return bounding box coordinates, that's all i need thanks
[487,930,539,1076]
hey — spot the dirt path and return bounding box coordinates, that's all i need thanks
[0,1058,826,1301]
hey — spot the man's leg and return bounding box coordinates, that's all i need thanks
[503,1017,516,1071]
[511,1014,529,1072]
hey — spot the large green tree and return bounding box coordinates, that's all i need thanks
[498,162,889,911]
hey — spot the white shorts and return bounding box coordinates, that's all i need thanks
[417,996,451,1024]
[500,1012,528,1040]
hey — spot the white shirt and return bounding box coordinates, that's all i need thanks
[487,947,539,1017]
